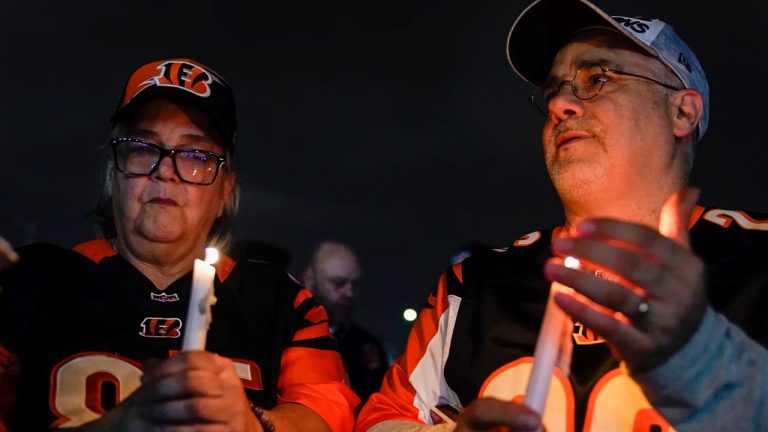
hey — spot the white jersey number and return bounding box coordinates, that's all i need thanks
[49,352,262,428]
[703,209,768,231]
[50,353,142,428]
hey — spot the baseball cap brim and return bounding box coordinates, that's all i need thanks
[111,87,234,151]
[507,0,656,86]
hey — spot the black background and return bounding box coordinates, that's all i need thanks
[1,0,766,351]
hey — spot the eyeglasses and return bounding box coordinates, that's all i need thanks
[529,63,683,116]
[110,137,227,185]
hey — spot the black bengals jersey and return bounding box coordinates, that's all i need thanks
[356,206,768,432]
[0,239,358,431]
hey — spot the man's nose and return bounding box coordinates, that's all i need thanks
[547,82,585,120]
[547,81,584,120]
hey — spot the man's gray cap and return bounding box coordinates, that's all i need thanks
[507,0,709,139]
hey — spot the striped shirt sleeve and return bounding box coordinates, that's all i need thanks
[278,287,361,432]
[356,264,464,432]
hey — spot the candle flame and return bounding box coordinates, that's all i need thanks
[204,247,220,265]
[563,256,581,269]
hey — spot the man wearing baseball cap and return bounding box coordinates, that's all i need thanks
[356,1,768,431]
[0,58,359,431]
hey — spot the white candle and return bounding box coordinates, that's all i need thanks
[524,257,579,415]
[182,247,219,351]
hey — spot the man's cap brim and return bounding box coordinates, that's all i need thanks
[507,0,654,86]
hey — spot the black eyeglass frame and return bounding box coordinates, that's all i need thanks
[110,137,228,186]
[529,63,684,116]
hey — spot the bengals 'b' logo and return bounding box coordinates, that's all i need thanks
[139,317,182,338]
[141,61,213,97]
[573,322,605,345]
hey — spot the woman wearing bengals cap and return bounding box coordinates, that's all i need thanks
[0,58,358,431]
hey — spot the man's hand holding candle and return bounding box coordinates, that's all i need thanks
[544,187,707,373]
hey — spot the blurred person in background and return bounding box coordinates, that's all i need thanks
[303,241,390,403]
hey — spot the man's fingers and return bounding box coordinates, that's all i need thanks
[545,260,647,320]
[553,291,647,351]
[557,220,701,290]
[459,398,541,431]
[574,219,684,265]
[551,235,682,298]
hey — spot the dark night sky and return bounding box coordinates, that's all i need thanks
[1,0,767,351]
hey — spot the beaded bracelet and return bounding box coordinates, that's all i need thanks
[249,402,276,432]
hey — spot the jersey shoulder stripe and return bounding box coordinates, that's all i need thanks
[72,239,116,263]
[72,238,237,282]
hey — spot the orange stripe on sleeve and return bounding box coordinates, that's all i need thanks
[355,273,452,431]
[278,347,359,432]
[72,239,117,263]
[291,322,331,342]
[302,305,329,324]
[293,288,314,309]
[279,347,346,385]
[279,382,359,432]
[355,363,422,431]
[451,262,463,284]
[401,274,450,372]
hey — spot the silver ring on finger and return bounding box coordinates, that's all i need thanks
[631,299,651,325]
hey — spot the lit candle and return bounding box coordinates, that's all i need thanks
[182,247,219,351]
[524,257,579,415]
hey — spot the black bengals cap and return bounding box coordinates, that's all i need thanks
[111,58,237,152]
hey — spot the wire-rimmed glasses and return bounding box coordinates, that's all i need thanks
[529,63,683,116]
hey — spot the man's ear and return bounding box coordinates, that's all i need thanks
[671,89,704,139]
